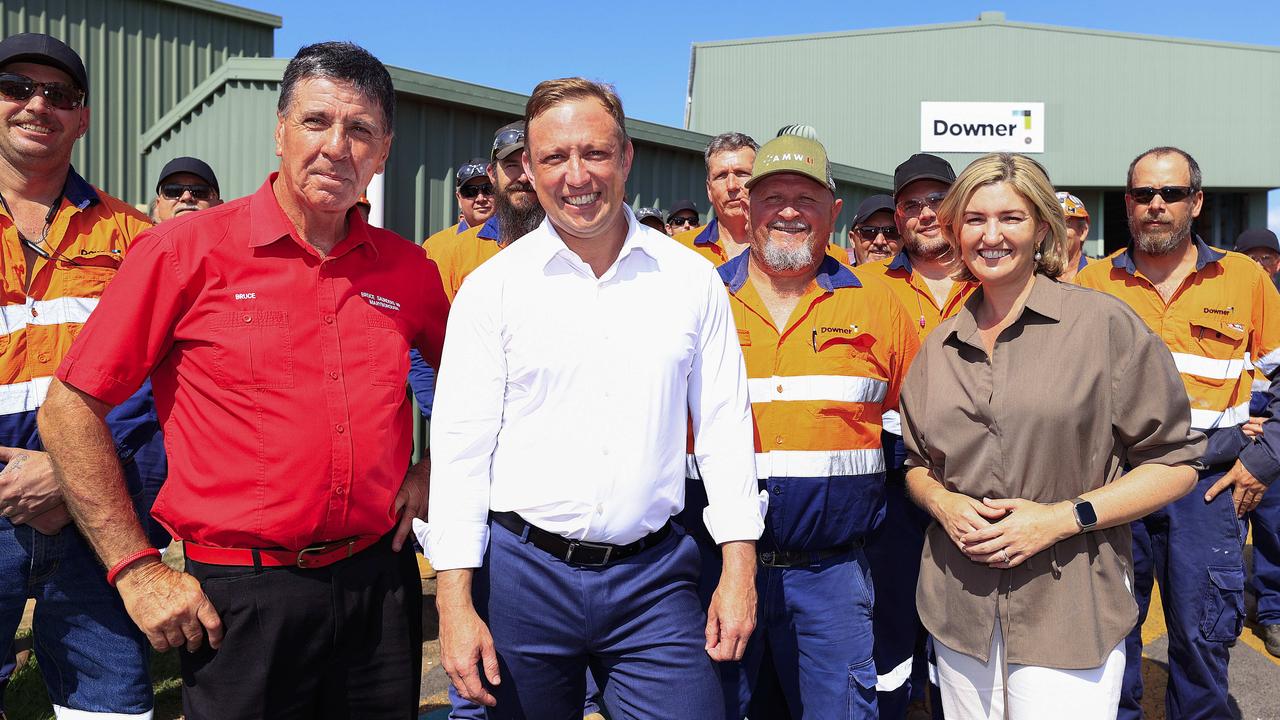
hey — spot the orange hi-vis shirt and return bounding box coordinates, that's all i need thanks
[855,250,978,341]
[421,218,468,261]
[426,216,501,302]
[0,168,150,447]
[683,252,919,551]
[673,218,728,265]
[1076,237,1280,478]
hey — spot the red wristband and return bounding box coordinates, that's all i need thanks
[106,547,162,587]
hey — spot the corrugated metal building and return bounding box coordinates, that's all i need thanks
[140,57,891,244]
[0,0,280,202]
[686,11,1280,253]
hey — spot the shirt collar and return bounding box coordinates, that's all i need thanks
[456,218,469,233]
[534,206,652,277]
[948,274,1063,349]
[718,250,862,293]
[478,215,500,241]
[247,173,376,259]
[63,166,99,210]
[887,249,913,273]
[694,217,719,246]
[1077,254,1089,272]
[1111,234,1224,275]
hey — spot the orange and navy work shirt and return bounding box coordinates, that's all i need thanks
[428,216,502,302]
[1076,237,1280,481]
[421,218,468,260]
[855,250,978,341]
[57,175,450,550]
[0,168,151,452]
[673,218,727,265]
[684,253,919,551]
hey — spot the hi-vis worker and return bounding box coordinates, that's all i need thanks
[1077,146,1280,720]
[674,132,758,264]
[683,134,918,719]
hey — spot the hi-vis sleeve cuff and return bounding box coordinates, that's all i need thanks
[702,490,768,545]
[425,521,490,571]
[1240,432,1280,486]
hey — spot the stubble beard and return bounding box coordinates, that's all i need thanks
[1130,211,1193,256]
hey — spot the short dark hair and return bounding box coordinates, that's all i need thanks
[704,132,759,171]
[278,41,396,132]
[1127,146,1201,193]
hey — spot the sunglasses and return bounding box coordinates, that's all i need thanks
[854,225,900,241]
[667,215,698,227]
[492,128,525,154]
[1127,186,1194,204]
[896,191,948,218]
[459,183,494,199]
[0,73,85,111]
[160,183,216,200]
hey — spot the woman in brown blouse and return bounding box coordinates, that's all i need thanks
[898,153,1204,719]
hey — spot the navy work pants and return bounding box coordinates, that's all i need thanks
[1119,469,1247,720]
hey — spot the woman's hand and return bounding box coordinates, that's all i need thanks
[959,498,1078,568]
[925,488,1011,552]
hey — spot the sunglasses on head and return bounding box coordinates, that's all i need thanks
[459,183,494,199]
[854,225,900,241]
[896,191,948,218]
[667,215,698,227]
[0,73,85,111]
[160,183,215,201]
[492,128,525,154]
[1127,186,1194,204]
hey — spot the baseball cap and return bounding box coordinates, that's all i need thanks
[0,33,89,104]
[1235,228,1280,254]
[666,199,698,222]
[1057,191,1089,219]
[492,121,525,161]
[852,195,896,226]
[156,156,219,194]
[746,135,834,192]
[635,208,666,230]
[893,154,955,200]
[456,157,489,187]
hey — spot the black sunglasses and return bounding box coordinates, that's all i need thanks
[160,183,215,201]
[854,225,900,241]
[1128,186,1194,204]
[0,73,85,111]
[667,215,698,227]
[896,191,948,218]
[459,183,494,199]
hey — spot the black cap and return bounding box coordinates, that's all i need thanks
[0,33,89,104]
[893,153,955,200]
[1235,228,1280,254]
[666,199,698,223]
[156,157,219,194]
[492,121,525,161]
[456,157,489,187]
[853,194,896,226]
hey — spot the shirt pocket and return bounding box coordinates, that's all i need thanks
[210,310,294,389]
[365,313,409,388]
[1185,318,1247,387]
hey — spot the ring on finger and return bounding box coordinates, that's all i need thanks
[999,549,1010,564]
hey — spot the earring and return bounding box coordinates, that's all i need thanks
[1034,248,1043,262]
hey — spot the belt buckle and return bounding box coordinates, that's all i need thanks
[564,540,613,567]
[759,551,779,567]
[296,538,357,569]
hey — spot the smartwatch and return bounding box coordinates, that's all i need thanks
[1072,497,1098,532]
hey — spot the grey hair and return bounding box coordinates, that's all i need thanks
[704,132,759,171]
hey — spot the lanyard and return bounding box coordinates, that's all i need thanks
[0,189,60,260]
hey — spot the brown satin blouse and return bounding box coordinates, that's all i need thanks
[900,274,1205,668]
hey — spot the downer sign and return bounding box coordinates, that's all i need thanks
[920,101,1045,153]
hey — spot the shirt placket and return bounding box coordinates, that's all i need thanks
[317,255,354,538]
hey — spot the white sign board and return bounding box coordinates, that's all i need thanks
[920,102,1044,153]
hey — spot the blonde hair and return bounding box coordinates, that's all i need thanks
[936,153,1067,282]
[525,77,627,145]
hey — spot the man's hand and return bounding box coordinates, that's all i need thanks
[1204,460,1268,516]
[438,570,500,707]
[705,540,756,662]
[391,458,429,551]
[25,503,72,535]
[115,558,223,653]
[0,447,62,524]
[1243,417,1266,439]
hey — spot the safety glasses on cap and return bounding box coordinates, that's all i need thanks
[492,128,525,153]
[1127,186,1194,205]
[0,73,84,111]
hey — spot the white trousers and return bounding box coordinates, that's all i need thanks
[934,618,1125,720]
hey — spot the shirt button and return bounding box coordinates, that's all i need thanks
[328,371,338,380]
[771,485,782,495]
[775,435,784,445]
[324,315,334,324]
[336,424,345,434]
[37,353,49,363]
[242,315,252,323]
[776,384,783,394]
[335,486,345,495]
[29,307,37,317]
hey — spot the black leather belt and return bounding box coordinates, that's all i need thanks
[492,511,672,567]
[758,541,861,568]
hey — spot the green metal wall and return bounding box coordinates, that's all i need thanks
[0,0,279,203]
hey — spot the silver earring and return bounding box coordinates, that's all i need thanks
[1034,249,1043,262]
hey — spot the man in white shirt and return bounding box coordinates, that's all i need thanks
[428,77,766,719]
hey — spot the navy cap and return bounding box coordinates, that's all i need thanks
[665,199,698,223]
[156,156,219,194]
[1236,228,1280,254]
[893,153,955,200]
[853,194,896,226]
[0,33,89,104]
[456,157,489,187]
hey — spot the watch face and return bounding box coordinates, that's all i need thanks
[1076,500,1099,528]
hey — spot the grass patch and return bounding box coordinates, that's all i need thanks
[5,637,184,720]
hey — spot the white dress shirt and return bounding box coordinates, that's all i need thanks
[426,211,766,571]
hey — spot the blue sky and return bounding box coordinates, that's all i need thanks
[241,0,1280,228]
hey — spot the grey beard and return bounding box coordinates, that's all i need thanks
[1130,213,1193,255]
[760,239,815,272]
[496,192,545,245]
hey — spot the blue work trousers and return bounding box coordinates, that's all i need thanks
[1249,481,1280,626]
[1119,468,1247,720]
[473,520,722,720]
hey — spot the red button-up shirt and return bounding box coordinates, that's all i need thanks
[57,176,449,550]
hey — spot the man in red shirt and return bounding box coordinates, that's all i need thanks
[36,41,448,719]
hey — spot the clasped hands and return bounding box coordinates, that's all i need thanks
[930,491,1077,570]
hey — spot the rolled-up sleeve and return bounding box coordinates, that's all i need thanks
[425,273,505,570]
[689,269,766,544]
[1113,316,1207,468]
[899,351,933,471]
